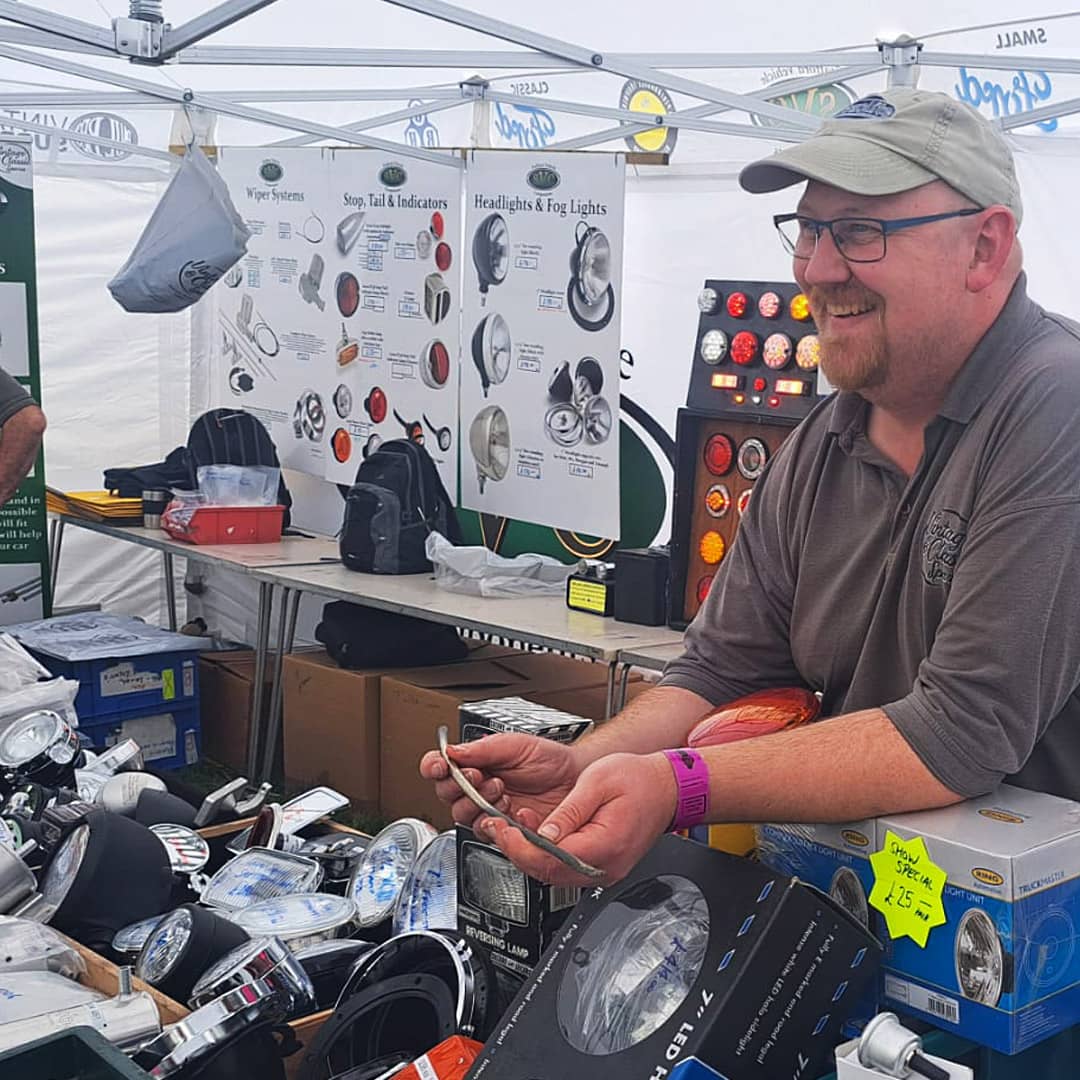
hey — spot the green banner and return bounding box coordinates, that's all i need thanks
[0,137,50,620]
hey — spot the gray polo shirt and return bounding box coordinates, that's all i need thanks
[661,274,1080,802]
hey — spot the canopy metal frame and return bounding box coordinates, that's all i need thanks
[0,1,1079,167]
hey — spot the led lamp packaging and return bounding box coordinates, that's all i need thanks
[757,820,879,1034]
[457,696,593,745]
[396,1035,484,1080]
[464,835,881,1080]
[456,824,580,986]
[877,785,1080,1054]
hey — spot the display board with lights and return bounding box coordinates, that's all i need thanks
[670,279,824,629]
[688,280,822,422]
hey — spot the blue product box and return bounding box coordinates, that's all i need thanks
[44,650,201,721]
[757,820,880,1036]
[79,699,201,771]
[878,785,1080,1054]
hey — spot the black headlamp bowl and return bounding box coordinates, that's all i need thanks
[567,222,615,333]
[470,313,511,397]
[472,213,509,304]
[294,938,378,1011]
[136,903,251,1004]
[298,972,456,1080]
[40,810,174,952]
[0,710,85,790]
[335,930,499,1043]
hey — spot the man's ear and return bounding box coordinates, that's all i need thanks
[967,207,1016,292]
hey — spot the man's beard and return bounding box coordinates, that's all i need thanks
[809,286,889,394]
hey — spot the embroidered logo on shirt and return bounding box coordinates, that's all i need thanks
[922,508,968,586]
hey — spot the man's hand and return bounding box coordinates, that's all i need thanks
[419,732,582,829]
[481,752,678,887]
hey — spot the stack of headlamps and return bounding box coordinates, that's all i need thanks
[0,719,498,1080]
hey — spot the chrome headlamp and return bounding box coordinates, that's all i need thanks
[955,907,1008,1006]
[232,892,358,952]
[472,213,509,303]
[347,818,437,930]
[393,831,457,936]
[113,913,169,963]
[469,405,510,495]
[567,222,615,332]
[188,934,314,1016]
[0,710,83,789]
[136,903,250,1004]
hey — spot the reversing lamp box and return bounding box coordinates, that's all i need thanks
[465,834,882,1080]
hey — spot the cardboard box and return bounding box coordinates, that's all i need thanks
[756,821,880,1035]
[878,785,1080,1054]
[465,835,882,1080]
[456,823,580,984]
[379,651,609,829]
[198,650,273,773]
[282,650,383,811]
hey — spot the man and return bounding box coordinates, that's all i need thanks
[421,88,1080,886]
[0,366,44,505]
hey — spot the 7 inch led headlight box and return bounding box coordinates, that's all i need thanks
[464,834,881,1080]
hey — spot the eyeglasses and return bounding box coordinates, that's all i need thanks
[773,208,983,264]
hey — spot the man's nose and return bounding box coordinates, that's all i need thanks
[798,227,852,287]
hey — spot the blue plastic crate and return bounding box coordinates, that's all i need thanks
[36,648,201,722]
[79,699,201,771]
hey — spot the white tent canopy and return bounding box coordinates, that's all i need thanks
[4,0,1080,640]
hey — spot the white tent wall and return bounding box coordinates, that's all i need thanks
[35,169,189,627]
[6,0,1080,644]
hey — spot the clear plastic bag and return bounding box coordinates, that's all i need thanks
[0,677,79,736]
[108,146,251,313]
[196,465,280,507]
[425,531,575,598]
[0,633,53,695]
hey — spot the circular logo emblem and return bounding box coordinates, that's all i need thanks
[620,80,678,155]
[259,159,284,184]
[68,112,139,161]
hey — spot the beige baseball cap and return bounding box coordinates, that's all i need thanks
[739,88,1022,225]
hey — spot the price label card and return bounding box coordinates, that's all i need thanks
[869,830,947,947]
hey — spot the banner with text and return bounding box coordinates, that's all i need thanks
[215,147,462,493]
[0,137,49,621]
[460,150,624,537]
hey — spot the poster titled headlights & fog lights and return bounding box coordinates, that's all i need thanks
[460,151,625,538]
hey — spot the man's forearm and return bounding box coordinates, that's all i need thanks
[571,684,713,769]
[0,405,45,506]
[700,707,966,823]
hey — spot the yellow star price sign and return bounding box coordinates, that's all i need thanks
[869,830,948,948]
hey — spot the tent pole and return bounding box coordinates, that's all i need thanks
[0,0,113,51]
[271,96,465,147]
[160,0,282,59]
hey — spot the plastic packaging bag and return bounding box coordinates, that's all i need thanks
[196,465,280,507]
[0,677,80,735]
[0,633,53,695]
[425,531,575,598]
[108,146,251,313]
[0,917,86,979]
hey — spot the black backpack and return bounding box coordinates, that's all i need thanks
[186,409,292,528]
[341,439,461,574]
[315,600,468,668]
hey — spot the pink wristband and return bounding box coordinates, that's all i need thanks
[663,748,710,831]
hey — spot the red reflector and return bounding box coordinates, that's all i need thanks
[768,395,780,408]
[430,211,445,239]
[696,575,715,604]
[703,433,734,476]
[726,292,749,318]
[752,377,767,392]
